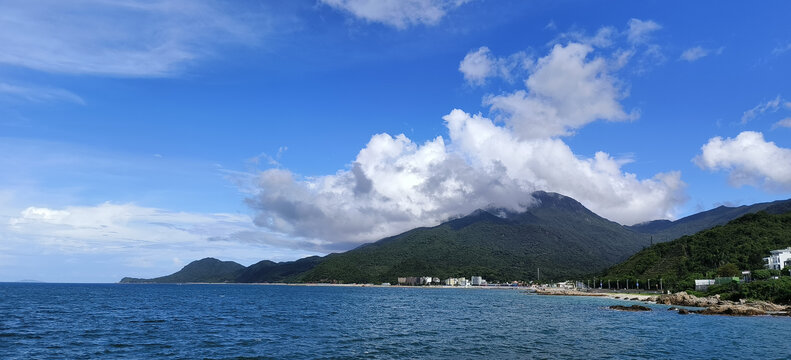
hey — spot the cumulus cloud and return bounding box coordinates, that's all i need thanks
[626,18,661,44]
[458,46,531,85]
[741,96,785,123]
[245,38,686,251]
[246,108,685,249]
[0,0,262,77]
[694,131,791,190]
[247,134,537,249]
[320,0,470,29]
[486,43,637,139]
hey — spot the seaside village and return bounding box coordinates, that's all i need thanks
[389,247,791,290]
[395,276,497,287]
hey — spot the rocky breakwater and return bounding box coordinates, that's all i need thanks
[656,292,790,316]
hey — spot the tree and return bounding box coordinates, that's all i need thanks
[716,263,740,277]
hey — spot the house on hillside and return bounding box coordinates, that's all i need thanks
[764,247,791,270]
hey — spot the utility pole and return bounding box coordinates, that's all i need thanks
[608,280,610,289]
[660,278,663,292]
[537,268,540,284]
[648,279,651,290]
[626,279,629,289]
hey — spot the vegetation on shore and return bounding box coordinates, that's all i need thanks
[599,209,791,303]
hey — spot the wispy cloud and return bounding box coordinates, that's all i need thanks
[741,95,785,124]
[772,118,791,129]
[0,82,85,104]
[772,43,791,55]
[0,0,264,77]
[680,46,724,62]
[626,18,661,44]
[319,0,471,29]
[0,202,321,281]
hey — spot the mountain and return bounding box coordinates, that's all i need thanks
[235,256,324,283]
[628,198,791,243]
[121,193,791,285]
[601,210,791,290]
[294,191,650,284]
[120,258,245,283]
[120,256,325,284]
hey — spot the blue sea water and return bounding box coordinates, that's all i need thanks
[1,283,790,359]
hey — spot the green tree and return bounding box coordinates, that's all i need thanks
[717,263,740,277]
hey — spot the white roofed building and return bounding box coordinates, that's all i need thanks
[764,247,791,270]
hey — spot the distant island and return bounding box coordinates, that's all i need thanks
[122,191,791,294]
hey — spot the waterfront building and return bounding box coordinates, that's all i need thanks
[443,278,458,286]
[695,279,715,291]
[764,247,791,270]
[471,276,483,286]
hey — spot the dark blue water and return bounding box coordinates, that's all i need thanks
[1,283,789,359]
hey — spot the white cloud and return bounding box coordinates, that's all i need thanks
[245,40,686,249]
[680,46,724,62]
[320,0,469,29]
[0,0,262,77]
[680,46,708,62]
[0,82,84,104]
[486,43,636,139]
[459,47,495,85]
[694,131,791,190]
[559,26,617,48]
[6,203,253,252]
[626,18,661,44]
[246,107,684,248]
[458,46,531,85]
[741,96,784,123]
[773,117,791,129]
[0,202,321,281]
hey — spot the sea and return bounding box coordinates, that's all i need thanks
[1,283,790,359]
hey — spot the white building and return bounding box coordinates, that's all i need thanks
[764,247,791,270]
[471,276,483,286]
[695,279,715,291]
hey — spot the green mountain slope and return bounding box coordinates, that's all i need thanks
[602,210,791,289]
[628,199,791,243]
[296,192,650,284]
[235,256,324,283]
[120,258,245,283]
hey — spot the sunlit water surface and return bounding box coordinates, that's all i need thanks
[1,283,789,359]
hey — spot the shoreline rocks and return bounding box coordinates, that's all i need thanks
[657,291,790,317]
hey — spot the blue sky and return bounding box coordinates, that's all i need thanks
[1,0,790,282]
